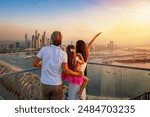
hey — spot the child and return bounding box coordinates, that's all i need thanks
[64,45,89,99]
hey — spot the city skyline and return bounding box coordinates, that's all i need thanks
[0,0,150,46]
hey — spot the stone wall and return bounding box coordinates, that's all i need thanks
[0,62,41,100]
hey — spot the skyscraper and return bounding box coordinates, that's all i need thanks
[16,42,20,49]
[32,35,35,48]
[37,33,41,48]
[47,38,50,45]
[42,31,47,46]
[35,32,41,49]
[25,33,28,48]
[108,41,115,51]
[33,30,41,49]
[31,30,50,49]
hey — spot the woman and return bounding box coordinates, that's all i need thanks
[76,32,102,75]
[76,32,102,99]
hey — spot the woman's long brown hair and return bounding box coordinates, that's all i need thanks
[66,45,76,71]
[76,40,88,62]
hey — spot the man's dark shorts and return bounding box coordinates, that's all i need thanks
[40,83,63,100]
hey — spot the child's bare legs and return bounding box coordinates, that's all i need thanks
[78,76,89,97]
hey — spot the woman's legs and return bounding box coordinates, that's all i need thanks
[78,76,89,96]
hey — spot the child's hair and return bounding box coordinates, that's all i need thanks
[66,45,76,71]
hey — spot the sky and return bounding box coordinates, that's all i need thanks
[0,0,150,46]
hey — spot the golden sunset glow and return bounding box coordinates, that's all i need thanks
[0,0,150,46]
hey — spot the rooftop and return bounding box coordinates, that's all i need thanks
[0,62,150,100]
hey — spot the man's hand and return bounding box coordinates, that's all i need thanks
[37,61,42,68]
[77,71,82,76]
[33,57,41,67]
[62,63,82,76]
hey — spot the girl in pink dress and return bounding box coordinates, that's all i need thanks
[64,45,89,99]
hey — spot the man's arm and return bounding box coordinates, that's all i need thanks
[33,57,42,68]
[62,63,82,76]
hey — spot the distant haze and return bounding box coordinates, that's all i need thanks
[0,0,150,46]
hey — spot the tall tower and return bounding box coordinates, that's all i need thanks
[35,30,38,37]
[42,31,47,46]
[108,41,114,51]
[35,34,40,48]
[37,33,41,48]
[25,33,28,48]
[32,35,35,48]
[110,41,114,50]
[34,30,41,49]
[47,38,50,45]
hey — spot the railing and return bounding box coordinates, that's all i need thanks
[0,62,150,100]
[130,91,150,100]
[88,62,150,71]
[86,62,150,100]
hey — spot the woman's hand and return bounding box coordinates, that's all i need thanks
[94,32,102,39]
[87,32,102,54]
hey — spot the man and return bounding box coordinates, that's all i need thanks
[33,31,81,100]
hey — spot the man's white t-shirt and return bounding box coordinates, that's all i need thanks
[37,45,67,85]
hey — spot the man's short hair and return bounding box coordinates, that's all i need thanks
[51,31,62,45]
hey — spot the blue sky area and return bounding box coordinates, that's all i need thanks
[0,0,150,46]
[0,0,102,17]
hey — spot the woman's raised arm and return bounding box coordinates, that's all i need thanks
[87,32,102,52]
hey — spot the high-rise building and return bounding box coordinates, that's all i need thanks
[35,33,41,49]
[110,41,114,49]
[31,30,51,49]
[27,40,32,48]
[108,41,114,50]
[33,30,41,49]
[16,42,20,49]
[25,33,28,48]
[47,38,50,45]
[32,35,35,48]
[9,44,14,49]
[25,33,32,49]
[42,31,47,46]
[35,30,38,37]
